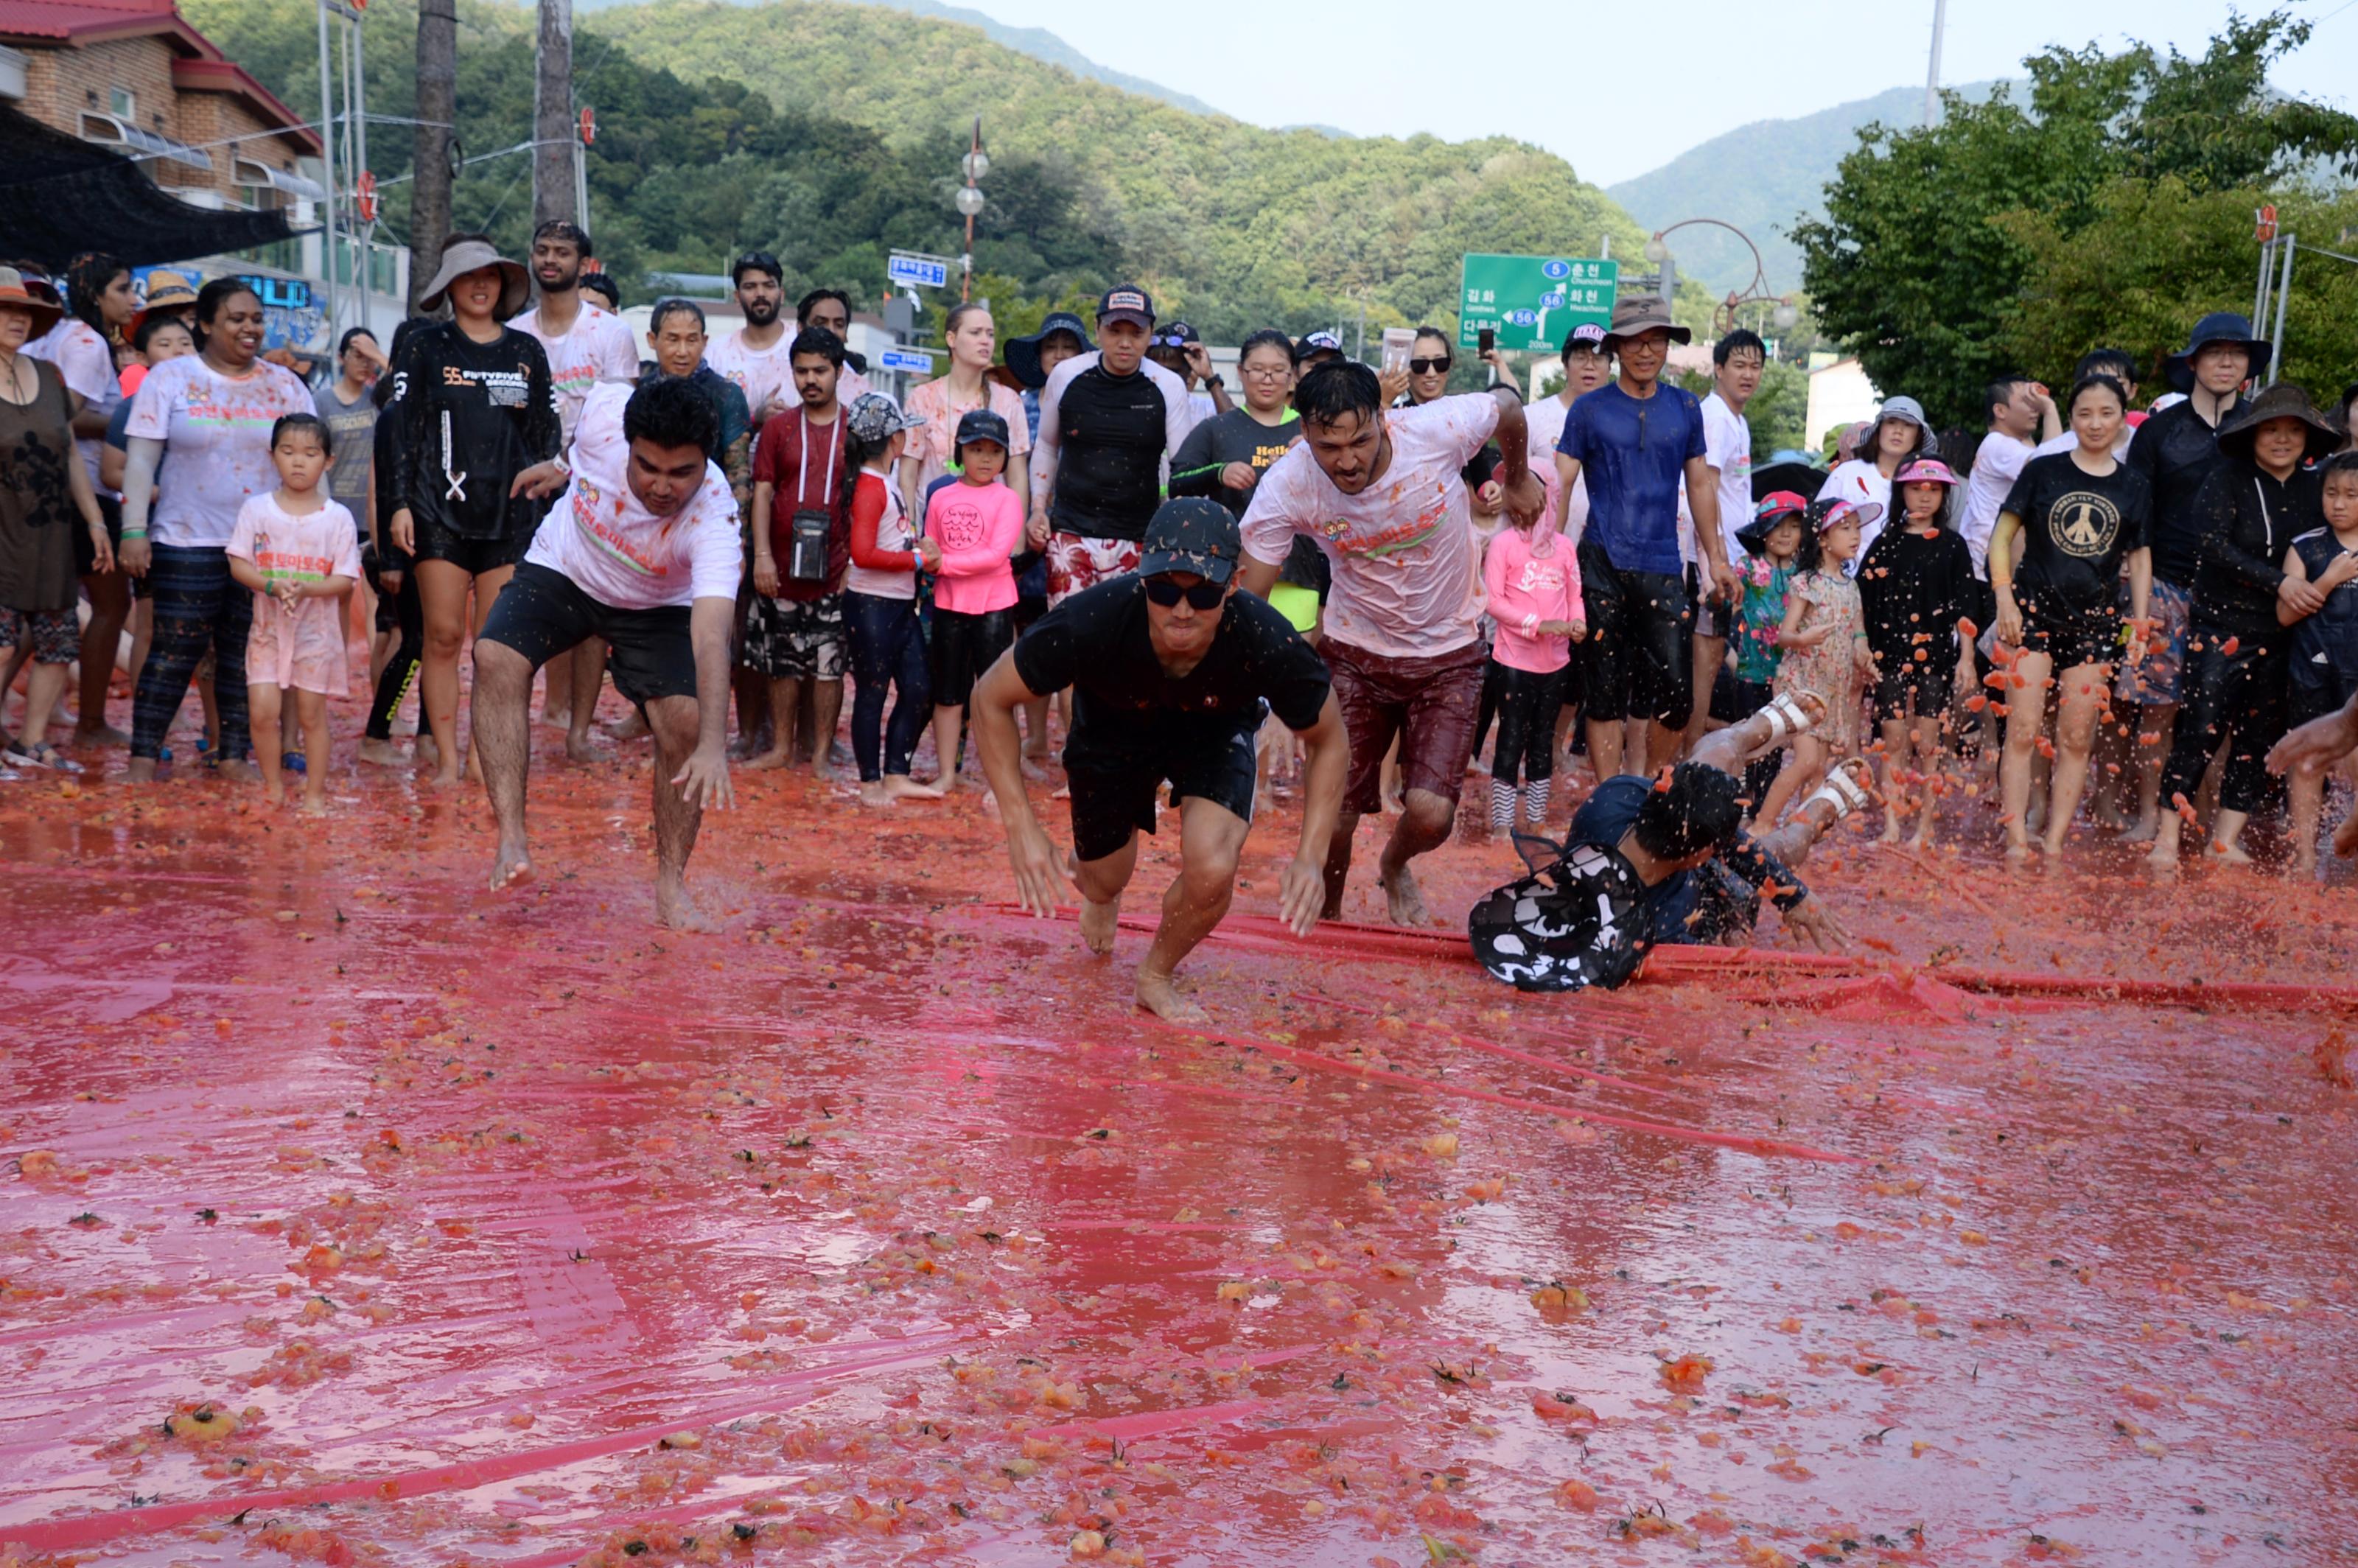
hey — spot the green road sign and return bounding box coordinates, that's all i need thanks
[1458,254,1618,351]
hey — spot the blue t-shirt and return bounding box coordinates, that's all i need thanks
[1568,772,1807,945]
[1556,382,1706,576]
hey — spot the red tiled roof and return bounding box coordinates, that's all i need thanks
[0,0,319,154]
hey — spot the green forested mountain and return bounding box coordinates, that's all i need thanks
[185,0,1655,344]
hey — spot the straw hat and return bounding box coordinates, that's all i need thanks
[0,266,64,337]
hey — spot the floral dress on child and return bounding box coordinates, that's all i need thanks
[1771,569,1866,752]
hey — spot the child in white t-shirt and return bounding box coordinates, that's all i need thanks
[226,413,362,811]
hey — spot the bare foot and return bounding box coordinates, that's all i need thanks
[2144,840,2180,874]
[216,757,260,784]
[1910,827,1935,852]
[1019,755,1051,783]
[73,722,129,748]
[2119,813,2159,844]
[656,875,718,932]
[1079,897,1120,956]
[263,778,286,805]
[301,790,329,816]
[2292,851,2319,880]
[1379,861,1432,927]
[2004,839,2032,868]
[415,734,441,769]
[1878,815,1903,845]
[358,736,404,767]
[740,749,791,772]
[125,756,157,783]
[2337,813,2358,859]
[884,774,945,800]
[564,729,601,764]
[430,767,463,791]
[2092,802,2133,832]
[489,841,534,891]
[2208,839,2253,866]
[1135,967,1206,1023]
[858,780,895,808]
[607,711,650,743]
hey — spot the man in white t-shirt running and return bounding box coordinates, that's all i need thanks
[508,220,643,736]
[1685,329,1764,745]
[474,378,742,931]
[1239,360,1545,926]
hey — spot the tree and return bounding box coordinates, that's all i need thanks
[1794,10,2358,428]
[531,0,576,234]
[410,0,458,306]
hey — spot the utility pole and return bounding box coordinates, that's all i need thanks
[411,0,457,308]
[314,0,340,338]
[1923,0,1948,127]
[531,0,576,230]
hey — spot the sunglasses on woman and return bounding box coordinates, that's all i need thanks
[1141,575,1227,610]
[1409,356,1451,375]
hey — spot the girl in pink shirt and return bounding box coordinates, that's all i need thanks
[925,410,1029,788]
[226,413,361,812]
[1481,514,1585,836]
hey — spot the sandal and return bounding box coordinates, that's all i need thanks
[2,741,85,774]
[1802,759,1873,821]
[1757,691,1818,746]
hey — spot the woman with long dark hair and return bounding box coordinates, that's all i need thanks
[120,278,317,782]
[30,252,139,745]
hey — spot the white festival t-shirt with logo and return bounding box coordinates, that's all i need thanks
[124,355,318,549]
[508,300,640,441]
[1525,391,1591,542]
[1241,393,1500,660]
[1959,431,2032,577]
[707,328,794,424]
[525,383,742,610]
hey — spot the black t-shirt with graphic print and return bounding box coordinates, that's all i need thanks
[2000,451,2151,615]
[385,323,561,542]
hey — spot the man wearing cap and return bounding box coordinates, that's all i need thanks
[1030,285,1194,605]
[1239,360,1546,926]
[2118,310,2269,839]
[1554,294,1735,780]
[975,496,1346,1022]
[472,376,741,930]
[707,253,794,428]
[1292,332,1345,385]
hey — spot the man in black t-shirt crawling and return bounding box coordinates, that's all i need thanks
[973,497,1348,1023]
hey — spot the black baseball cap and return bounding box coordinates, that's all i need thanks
[1138,497,1241,586]
[1150,320,1200,349]
[730,251,783,286]
[1293,330,1343,365]
[1097,284,1155,330]
[954,407,1010,452]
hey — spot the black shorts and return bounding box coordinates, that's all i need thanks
[1578,540,1692,724]
[2292,668,2358,730]
[1012,592,1049,633]
[414,521,533,577]
[1873,656,1959,722]
[929,606,1015,707]
[1065,711,1262,865]
[2016,587,2120,673]
[477,561,697,710]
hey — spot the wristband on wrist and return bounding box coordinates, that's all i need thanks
[121,528,147,540]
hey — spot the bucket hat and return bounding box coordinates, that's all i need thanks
[1601,293,1691,349]
[1005,311,1091,390]
[2163,312,2270,393]
[419,237,530,320]
[1736,489,1811,556]
[2216,382,2343,463]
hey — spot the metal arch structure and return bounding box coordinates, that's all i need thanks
[1644,217,1799,339]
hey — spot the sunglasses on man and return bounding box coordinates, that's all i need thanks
[1142,575,1227,610]
[1409,356,1451,375]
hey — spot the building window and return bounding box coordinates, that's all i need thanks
[109,86,135,119]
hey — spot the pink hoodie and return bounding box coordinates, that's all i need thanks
[1483,526,1582,674]
[925,480,1026,615]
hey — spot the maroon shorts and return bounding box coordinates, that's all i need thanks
[1325,636,1488,815]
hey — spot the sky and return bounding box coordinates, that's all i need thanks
[970,0,2358,186]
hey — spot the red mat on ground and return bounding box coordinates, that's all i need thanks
[7,736,2358,1567]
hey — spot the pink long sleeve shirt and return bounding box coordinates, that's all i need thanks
[1483,526,1582,674]
[925,479,1026,615]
